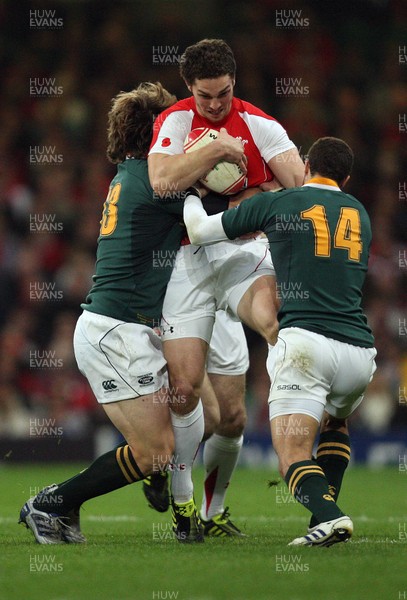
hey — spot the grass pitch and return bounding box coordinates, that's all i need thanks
[1,464,406,600]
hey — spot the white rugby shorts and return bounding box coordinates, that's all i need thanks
[267,327,377,422]
[161,244,215,342]
[206,310,249,375]
[74,310,167,403]
[161,239,275,343]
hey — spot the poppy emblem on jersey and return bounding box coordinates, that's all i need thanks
[161,137,171,147]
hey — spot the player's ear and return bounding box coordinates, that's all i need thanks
[303,159,310,185]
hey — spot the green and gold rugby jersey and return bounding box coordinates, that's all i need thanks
[82,159,184,327]
[222,177,374,348]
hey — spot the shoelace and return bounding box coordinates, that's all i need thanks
[59,520,86,541]
[54,510,87,543]
[219,507,231,523]
[34,513,63,537]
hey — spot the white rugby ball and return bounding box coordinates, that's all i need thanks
[184,128,246,195]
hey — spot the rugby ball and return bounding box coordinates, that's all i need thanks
[184,128,246,195]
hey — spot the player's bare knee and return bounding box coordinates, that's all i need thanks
[217,406,246,437]
[167,376,200,411]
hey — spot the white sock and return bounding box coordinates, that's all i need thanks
[200,433,243,520]
[170,400,204,504]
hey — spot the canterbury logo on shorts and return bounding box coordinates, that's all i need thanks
[102,380,118,391]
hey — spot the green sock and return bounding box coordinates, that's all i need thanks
[285,459,343,524]
[309,431,351,528]
[33,444,145,514]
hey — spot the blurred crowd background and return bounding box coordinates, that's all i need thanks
[1,0,406,446]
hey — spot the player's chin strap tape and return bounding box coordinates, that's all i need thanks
[116,444,145,482]
[184,186,201,199]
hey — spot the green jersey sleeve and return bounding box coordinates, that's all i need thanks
[221,192,278,239]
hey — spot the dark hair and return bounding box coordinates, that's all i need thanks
[307,137,354,184]
[106,82,177,163]
[179,39,236,85]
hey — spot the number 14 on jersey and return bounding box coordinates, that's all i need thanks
[301,205,362,262]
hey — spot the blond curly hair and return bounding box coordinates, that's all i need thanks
[107,82,177,163]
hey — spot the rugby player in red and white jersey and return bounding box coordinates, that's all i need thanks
[148,39,304,540]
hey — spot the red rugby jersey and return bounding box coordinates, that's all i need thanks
[149,96,295,187]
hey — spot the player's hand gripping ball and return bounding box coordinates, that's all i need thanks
[184,128,246,195]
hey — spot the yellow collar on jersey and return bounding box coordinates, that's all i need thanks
[307,176,339,187]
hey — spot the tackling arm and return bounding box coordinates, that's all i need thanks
[183,191,229,246]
